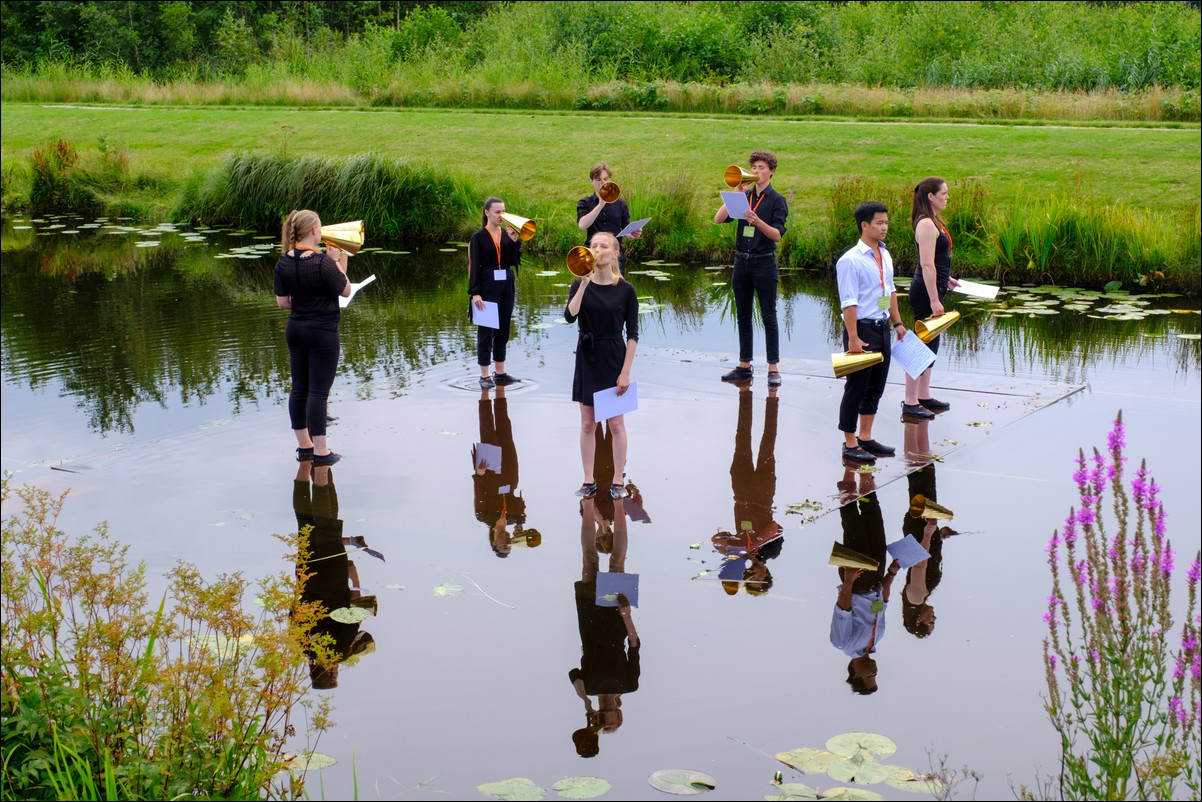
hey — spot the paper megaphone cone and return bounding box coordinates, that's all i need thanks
[320,220,365,255]
[832,350,884,378]
[909,493,955,521]
[914,310,960,343]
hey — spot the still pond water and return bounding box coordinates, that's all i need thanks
[2,216,1200,800]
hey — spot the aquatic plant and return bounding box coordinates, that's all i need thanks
[1039,412,1200,800]
[0,477,333,800]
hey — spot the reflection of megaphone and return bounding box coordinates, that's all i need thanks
[321,220,365,255]
[828,542,879,570]
[914,310,960,343]
[832,350,884,378]
[908,494,955,521]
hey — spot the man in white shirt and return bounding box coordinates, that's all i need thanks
[834,202,909,463]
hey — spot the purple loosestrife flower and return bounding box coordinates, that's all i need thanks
[1169,696,1185,725]
[1048,654,1058,673]
[1162,547,1175,579]
[1074,560,1087,585]
[1047,531,1060,556]
[1131,553,1145,577]
[1063,513,1078,547]
[1188,556,1200,585]
[1132,468,1148,507]
[1076,507,1095,527]
[1154,509,1166,538]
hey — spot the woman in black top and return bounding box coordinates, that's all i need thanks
[904,177,960,418]
[576,162,641,276]
[274,209,350,465]
[469,197,522,389]
[565,232,639,500]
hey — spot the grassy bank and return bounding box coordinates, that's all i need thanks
[1,104,1198,291]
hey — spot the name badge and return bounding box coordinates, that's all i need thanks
[742,226,755,238]
[871,599,885,614]
[877,296,890,311]
[494,269,507,281]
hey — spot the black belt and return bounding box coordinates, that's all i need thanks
[734,252,776,261]
[858,317,889,327]
[580,332,624,363]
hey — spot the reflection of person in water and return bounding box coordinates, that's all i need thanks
[714,383,782,596]
[294,462,375,690]
[570,495,640,758]
[900,461,954,639]
[473,385,539,557]
[831,466,899,695]
[588,423,650,527]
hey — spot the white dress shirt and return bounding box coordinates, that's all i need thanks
[836,239,895,321]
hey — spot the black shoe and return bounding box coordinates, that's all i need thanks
[296,447,314,462]
[494,373,521,385]
[842,444,877,462]
[722,366,754,382]
[919,397,950,411]
[313,451,341,466]
[767,372,782,387]
[479,376,495,389]
[610,484,629,499]
[857,438,895,455]
[901,402,936,420]
[575,482,597,499]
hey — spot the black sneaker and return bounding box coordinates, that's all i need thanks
[856,438,895,455]
[919,397,950,411]
[479,376,495,389]
[313,451,341,466]
[841,444,877,462]
[494,373,521,385]
[767,372,782,387]
[901,402,935,420]
[721,366,754,382]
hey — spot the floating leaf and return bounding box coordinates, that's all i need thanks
[553,776,611,799]
[536,271,560,277]
[691,570,711,580]
[384,584,406,590]
[1103,280,1122,292]
[530,323,554,329]
[689,543,701,549]
[1178,334,1200,340]
[827,754,890,785]
[965,421,993,427]
[766,783,819,800]
[825,733,896,759]
[328,606,372,624]
[478,777,545,801]
[818,788,883,801]
[287,751,337,771]
[438,430,460,435]
[432,583,463,597]
[775,748,842,773]
[882,766,944,795]
[648,769,716,795]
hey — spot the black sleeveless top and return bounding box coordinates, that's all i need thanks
[912,217,951,296]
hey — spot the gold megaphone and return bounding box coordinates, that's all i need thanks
[598,181,620,203]
[832,350,884,378]
[914,310,960,343]
[828,542,879,570]
[566,245,595,277]
[499,212,537,241]
[320,220,365,255]
[908,494,955,521]
[724,165,755,188]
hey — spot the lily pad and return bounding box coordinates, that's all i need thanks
[288,751,337,771]
[328,606,372,624]
[775,748,842,773]
[1103,280,1122,292]
[818,788,883,801]
[478,777,545,801]
[766,783,819,800]
[433,583,463,597]
[883,766,944,795]
[825,733,896,759]
[827,754,890,785]
[553,776,611,799]
[536,271,560,277]
[648,769,716,795]
[1178,334,1201,340]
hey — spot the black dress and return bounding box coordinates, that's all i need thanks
[564,278,639,406]
[909,218,952,353]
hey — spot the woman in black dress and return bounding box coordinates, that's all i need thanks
[274,209,350,465]
[565,232,639,500]
[903,177,960,418]
[469,196,522,389]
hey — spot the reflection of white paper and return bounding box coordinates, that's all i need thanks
[720,191,751,220]
[887,534,931,570]
[339,274,377,308]
[498,485,510,494]
[474,442,502,473]
[891,334,937,380]
[472,300,500,329]
[951,279,999,299]
[493,269,507,281]
[618,217,652,238]
[593,382,638,423]
[596,572,639,607]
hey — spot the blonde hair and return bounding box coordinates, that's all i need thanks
[589,231,620,251]
[281,209,321,253]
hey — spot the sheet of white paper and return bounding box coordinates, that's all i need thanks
[618,217,652,238]
[596,572,639,607]
[471,300,500,329]
[950,278,1000,299]
[887,534,932,570]
[338,274,377,308]
[891,334,937,380]
[474,442,502,473]
[593,382,638,423]
[720,191,751,220]
[493,269,507,281]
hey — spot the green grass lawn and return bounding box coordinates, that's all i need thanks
[1,104,1198,222]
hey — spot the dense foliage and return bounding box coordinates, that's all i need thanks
[1,1,1198,92]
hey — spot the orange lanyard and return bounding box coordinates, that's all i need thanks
[939,222,953,251]
[869,244,886,290]
[488,228,502,267]
[295,245,317,253]
[748,188,767,216]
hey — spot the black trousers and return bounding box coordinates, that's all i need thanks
[286,317,340,437]
[839,318,891,434]
[476,280,515,366]
[732,254,780,365]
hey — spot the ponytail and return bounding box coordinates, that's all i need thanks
[910,177,946,232]
[281,209,321,253]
